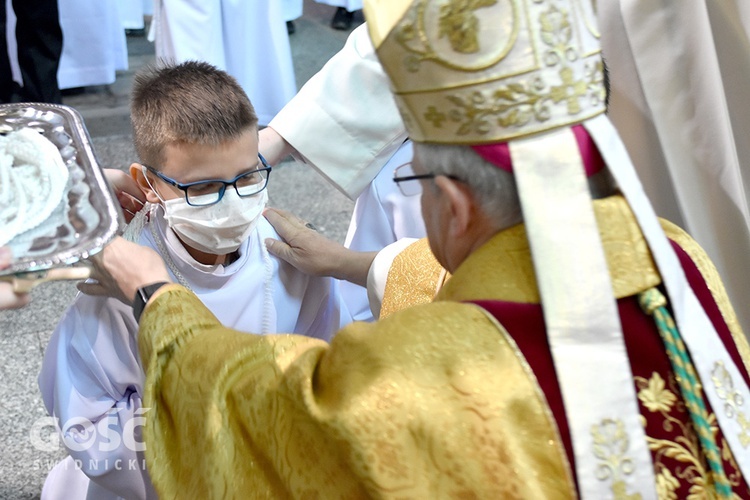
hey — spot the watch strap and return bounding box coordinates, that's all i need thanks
[133,282,169,323]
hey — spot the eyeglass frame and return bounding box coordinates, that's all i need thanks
[142,153,272,207]
[392,163,461,196]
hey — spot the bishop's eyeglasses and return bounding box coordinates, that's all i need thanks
[392,163,461,196]
[143,153,272,207]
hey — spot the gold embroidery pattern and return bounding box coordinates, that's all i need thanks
[638,372,676,414]
[438,0,499,53]
[711,362,750,448]
[380,239,450,318]
[394,0,518,72]
[635,372,749,498]
[417,2,604,137]
[591,418,643,499]
[574,0,600,39]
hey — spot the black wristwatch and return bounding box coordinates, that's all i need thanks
[132,282,169,323]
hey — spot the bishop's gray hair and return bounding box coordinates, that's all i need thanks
[413,142,618,231]
[413,142,523,231]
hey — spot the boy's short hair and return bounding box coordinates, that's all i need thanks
[131,61,258,167]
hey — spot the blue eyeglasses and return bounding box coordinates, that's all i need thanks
[143,153,272,207]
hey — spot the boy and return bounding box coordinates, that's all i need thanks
[38,61,351,500]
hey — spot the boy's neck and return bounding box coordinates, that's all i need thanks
[178,236,237,266]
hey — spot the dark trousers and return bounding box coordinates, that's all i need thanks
[0,0,63,104]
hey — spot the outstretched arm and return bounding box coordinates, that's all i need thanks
[258,126,295,166]
[79,237,171,305]
[268,24,407,199]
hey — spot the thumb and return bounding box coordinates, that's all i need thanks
[76,281,107,297]
[265,238,294,265]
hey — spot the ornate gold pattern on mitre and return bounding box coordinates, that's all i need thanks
[365,0,605,144]
[439,0,499,54]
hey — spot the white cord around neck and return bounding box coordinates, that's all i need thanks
[148,206,192,291]
[148,205,275,334]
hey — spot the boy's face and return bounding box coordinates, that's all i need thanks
[132,127,260,204]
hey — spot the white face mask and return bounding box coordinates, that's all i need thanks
[144,168,267,255]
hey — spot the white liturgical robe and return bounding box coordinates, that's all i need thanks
[38,213,350,500]
[152,0,296,125]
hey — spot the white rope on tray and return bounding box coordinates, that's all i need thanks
[0,128,69,246]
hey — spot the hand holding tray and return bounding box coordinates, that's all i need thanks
[0,103,122,286]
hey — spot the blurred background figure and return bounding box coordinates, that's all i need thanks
[117,0,153,32]
[152,0,296,126]
[599,0,750,336]
[6,0,127,95]
[314,0,361,30]
[56,0,127,92]
[0,0,63,103]
[283,0,303,35]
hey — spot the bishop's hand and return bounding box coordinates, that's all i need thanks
[264,207,376,288]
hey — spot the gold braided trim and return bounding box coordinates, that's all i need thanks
[380,238,450,318]
[658,219,750,378]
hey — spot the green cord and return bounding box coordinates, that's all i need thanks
[639,288,732,497]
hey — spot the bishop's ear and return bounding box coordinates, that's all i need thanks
[434,175,474,239]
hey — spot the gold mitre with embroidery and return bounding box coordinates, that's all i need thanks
[364,0,606,144]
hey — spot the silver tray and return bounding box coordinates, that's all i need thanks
[0,103,121,276]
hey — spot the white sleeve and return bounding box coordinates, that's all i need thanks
[366,238,420,319]
[38,293,153,499]
[269,24,408,200]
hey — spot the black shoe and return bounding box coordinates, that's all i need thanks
[286,20,296,35]
[61,87,86,97]
[331,7,353,30]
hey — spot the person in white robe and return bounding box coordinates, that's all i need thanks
[151,0,296,125]
[56,0,127,89]
[282,0,302,22]
[314,0,362,30]
[6,0,128,91]
[117,0,144,31]
[38,207,351,500]
[263,25,416,321]
[597,1,750,337]
[116,0,153,29]
[1,0,63,103]
[339,140,425,320]
[282,0,302,34]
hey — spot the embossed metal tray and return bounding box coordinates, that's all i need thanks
[0,103,121,276]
